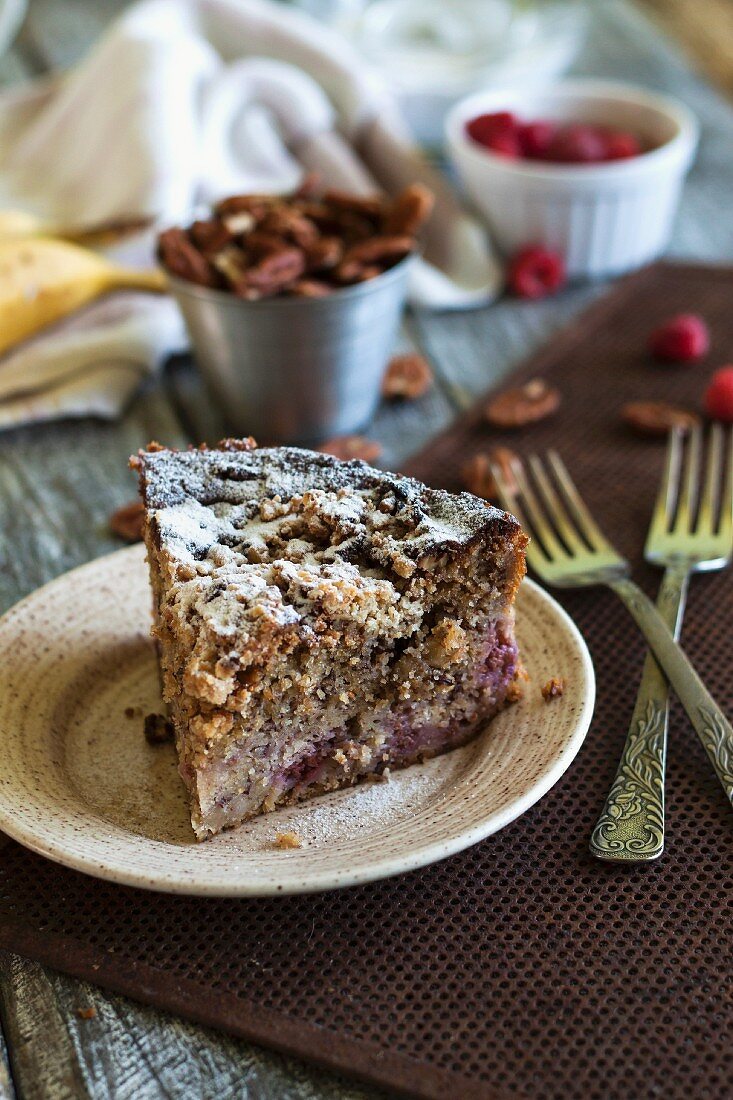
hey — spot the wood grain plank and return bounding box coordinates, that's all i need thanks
[0,954,88,1100]
[0,389,185,610]
[2,4,733,1100]
[637,0,733,98]
[0,1023,14,1100]
[45,969,385,1100]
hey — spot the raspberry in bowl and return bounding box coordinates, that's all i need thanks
[445,80,698,278]
[466,111,645,164]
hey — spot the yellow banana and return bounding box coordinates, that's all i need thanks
[0,237,167,356]
[0,209,153,246]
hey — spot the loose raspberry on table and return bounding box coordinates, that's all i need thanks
[704,366,733,423]
[648,314,710,362]
[507,246,566,300]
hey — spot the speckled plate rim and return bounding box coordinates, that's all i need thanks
[0,547,595,896]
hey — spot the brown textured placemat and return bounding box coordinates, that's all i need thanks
[1,261,732,1100]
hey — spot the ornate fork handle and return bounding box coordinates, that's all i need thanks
[608,575,733,811]
[590,564,689,861]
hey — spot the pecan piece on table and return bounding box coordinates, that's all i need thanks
[461,447,518,500]
[383,183,435,236]
[109,500,145,542]
[157,227,218,287]
[484,379,561,429]
[382,353,434,400]
[317,435,383,463]
[621,401,700,436]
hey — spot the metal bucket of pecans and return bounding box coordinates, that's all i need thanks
[167,256,412,444]
[159,184,433,444]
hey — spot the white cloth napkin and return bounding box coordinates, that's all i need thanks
[0,0,501,429]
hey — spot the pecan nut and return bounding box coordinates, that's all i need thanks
[237,247,306,296]
[159,183,431,300]
[322,190,386,221]
[461,447,518,500]
[157,227,218,287]
[484,379,561,429]
[289,279,333,298]
[383,183,435,236]
[341,235,414,266]
[621,401,700,436]
[110,500,145,542]
[189,219,234,255]
[317,435,383,463]
[382,353,434,399]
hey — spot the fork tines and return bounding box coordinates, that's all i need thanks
[489,427,733,581]
[647,425,733,560]
[488,447,623,580]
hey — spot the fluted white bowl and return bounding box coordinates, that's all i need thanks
[445,80,699,278]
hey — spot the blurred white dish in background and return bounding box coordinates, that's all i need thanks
[332,0,585,147]
[446,80,699,279]
[0,0,25,58]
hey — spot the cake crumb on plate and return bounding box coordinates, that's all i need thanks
[541,676,565,701]
[275,831,303,850]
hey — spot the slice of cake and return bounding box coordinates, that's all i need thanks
[133,439,527,839]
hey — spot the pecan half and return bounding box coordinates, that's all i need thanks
[322,190,386,220]
[288,279,333,298]
[189,219,234,255]
[237,247,306,297]
[461,447,518,500]
[622,401,700,436]
[484,379,561,429]
[333,260,379,284]
[214,193,275,218]
[259,207,319,248]
[382,353,434,399]
[383,183,435,235]
[341,235,414,266]
[109,500,145,542]
[157,227,218,287]
[317,435,383,462]
[303,236,343,272]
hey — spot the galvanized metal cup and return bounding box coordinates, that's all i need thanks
[168,257,413,445]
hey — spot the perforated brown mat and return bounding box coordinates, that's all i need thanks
[1,262,732,1100]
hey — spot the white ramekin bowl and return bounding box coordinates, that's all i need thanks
[445,80,699,278]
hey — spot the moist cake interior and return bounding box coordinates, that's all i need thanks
[135,441,526,839]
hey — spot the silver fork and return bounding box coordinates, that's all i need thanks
[489,444,733,832]
[590,425,733,860]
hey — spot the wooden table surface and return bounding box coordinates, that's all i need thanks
[1,1,732,1097]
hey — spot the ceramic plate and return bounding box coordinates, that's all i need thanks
[0,546,594,896]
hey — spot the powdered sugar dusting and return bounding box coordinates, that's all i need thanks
[137,444,515,573]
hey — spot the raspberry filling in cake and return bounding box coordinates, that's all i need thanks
[134,440,526,839]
